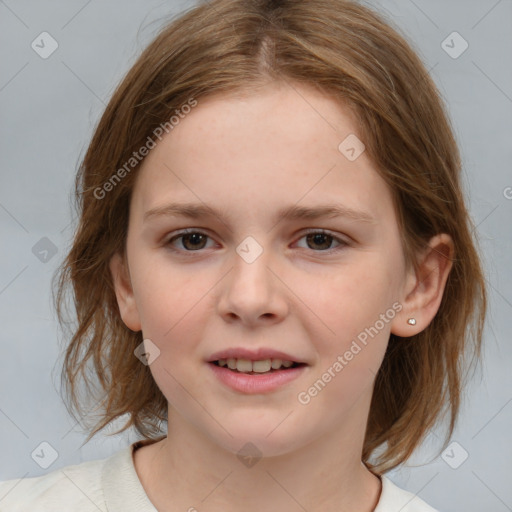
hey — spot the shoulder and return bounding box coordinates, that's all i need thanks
[0,440,159,512]
[0,454,107,512]
[375,475,440,512]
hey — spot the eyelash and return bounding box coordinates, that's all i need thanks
[164,229,349,255]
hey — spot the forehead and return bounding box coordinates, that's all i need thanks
[131,82,395,227]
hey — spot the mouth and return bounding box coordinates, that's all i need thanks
[208,357,308,394]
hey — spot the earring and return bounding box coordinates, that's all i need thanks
[407,318,416,325]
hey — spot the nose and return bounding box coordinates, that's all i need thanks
[216,242,289,326]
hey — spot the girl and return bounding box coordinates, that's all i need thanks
[0,0,487,510]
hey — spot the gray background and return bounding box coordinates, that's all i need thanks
[1,0,511,510]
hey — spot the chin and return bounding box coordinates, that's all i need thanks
[209,422,310,460]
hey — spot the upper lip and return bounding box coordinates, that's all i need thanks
[207,347,308,364]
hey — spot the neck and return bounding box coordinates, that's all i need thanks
[134,404,382,512]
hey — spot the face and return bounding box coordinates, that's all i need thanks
[111,82,414,457]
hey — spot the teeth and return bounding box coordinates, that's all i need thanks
[252,359,271,373]
[236,359,253,373]
[216,358,297,373]
[271,359,282,369]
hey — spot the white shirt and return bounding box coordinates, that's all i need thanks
[0,439,439,511]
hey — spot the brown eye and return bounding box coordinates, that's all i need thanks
[296,230,347,252]
[305,233,334,250]
[167,230,212,251]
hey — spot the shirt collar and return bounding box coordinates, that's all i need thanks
[102,437,165,512]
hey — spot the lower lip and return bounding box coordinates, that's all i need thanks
[208,362,307,394]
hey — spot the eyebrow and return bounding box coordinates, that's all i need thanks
[143,201,377,226]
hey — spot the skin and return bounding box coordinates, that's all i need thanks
[110,81,454,512]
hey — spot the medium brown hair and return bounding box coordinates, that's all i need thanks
[53,0,487,473]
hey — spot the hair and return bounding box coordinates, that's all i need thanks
[53,0,487,473]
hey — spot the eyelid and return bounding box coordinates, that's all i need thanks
[300,228,350,243]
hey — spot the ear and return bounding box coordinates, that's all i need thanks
[391,233,454,336]
[109,252,142,332]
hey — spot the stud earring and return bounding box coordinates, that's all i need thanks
[407,318,416,325]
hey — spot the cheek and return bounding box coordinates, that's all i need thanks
[311,259,395,324]
[300,257,398,366]
[131,256,208,338]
